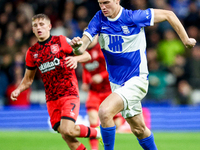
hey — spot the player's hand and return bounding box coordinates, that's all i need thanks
[92,74,103,84]
[81,83,90,92]
[185,38,196,49]
[65,56,78,69]
[70,37,83,50]
[10,89,20,101]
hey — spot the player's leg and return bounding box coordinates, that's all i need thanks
[87,109,99,150]
[57,123,84,150]
[98,92,124,150]
[59,118,100,150]
[117,76,157,150]
[86,91,102,150]
[126,114,157,150]
[113,113,126,132]
[59,97,100,139]
[47,96,100,150]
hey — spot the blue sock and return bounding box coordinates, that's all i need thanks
[138,132,158,150]
[100,125,116,150]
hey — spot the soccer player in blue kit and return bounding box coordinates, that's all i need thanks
[70,0,196,149]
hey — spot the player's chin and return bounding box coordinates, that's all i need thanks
[102,12,109,17]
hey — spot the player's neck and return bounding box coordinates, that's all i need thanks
[109,6,121,19]
[38,35,52,45]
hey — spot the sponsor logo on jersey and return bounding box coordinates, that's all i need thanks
[108,35,124,52]
[39,58,60,73]
[85,61,99,71]
[50,44,59,54]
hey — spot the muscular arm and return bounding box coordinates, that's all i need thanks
[87,35,98,50]
[154,9,196,48]
[10,69,37,101]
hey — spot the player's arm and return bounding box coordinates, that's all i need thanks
[153,9,196,49]
[10,68,37,101]
[87,35,98,50]
[70,35,92,55]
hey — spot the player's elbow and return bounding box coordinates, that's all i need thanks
[154,9,176,23]
[165,10,176,21]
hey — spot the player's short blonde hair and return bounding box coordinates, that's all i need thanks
[32,14,50,23]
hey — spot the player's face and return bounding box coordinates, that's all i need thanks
[98,0,120,18]
[32,18,52,42]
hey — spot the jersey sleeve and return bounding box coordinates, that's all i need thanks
[59,35,73,55]
[130,8,154,27]
[25,49,37,70]
[83,11,102,41]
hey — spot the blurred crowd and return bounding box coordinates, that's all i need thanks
[0,0,200,107]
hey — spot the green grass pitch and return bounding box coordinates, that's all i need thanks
[0,131,200,150]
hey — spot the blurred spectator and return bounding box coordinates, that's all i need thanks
[186,26,200,43]
[157,29,185,67]
[0,54,13,83]
[0,64,9,105]
[169,0,190,20]
[146,25,161,48]
[75,5,90,22]
[5,51,30,106]
[177,80,192,105]
[149,0,169,9]
[51,19,68,36]
[6,65,31,106]
[146,48,171,101]
[0,12,9,44]
[178,45,200,105]
[16,2,34,22]
[63,10,78,39]
[0,35,19,58]
[184,2,199,28]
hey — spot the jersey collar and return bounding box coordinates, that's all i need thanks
[38,35,52,45]
[107,6,123,22]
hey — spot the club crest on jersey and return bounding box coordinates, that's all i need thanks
[50,44,59,54]
[121,26,130,34]
[33,53,38,58]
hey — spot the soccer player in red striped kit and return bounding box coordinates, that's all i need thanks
[10,14,100,150]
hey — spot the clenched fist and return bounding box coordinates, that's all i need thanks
[10,89,21,101]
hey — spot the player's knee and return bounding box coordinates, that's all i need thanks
[131,126,145,138]
[60,127,76,137]
[98,106,112,122]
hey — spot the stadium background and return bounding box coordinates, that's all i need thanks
[0,0,200,149]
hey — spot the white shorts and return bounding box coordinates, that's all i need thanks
[110,76,149,118]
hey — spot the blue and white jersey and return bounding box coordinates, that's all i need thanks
[84,7,154,85]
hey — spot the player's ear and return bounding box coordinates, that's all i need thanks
[49,23,52,30]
